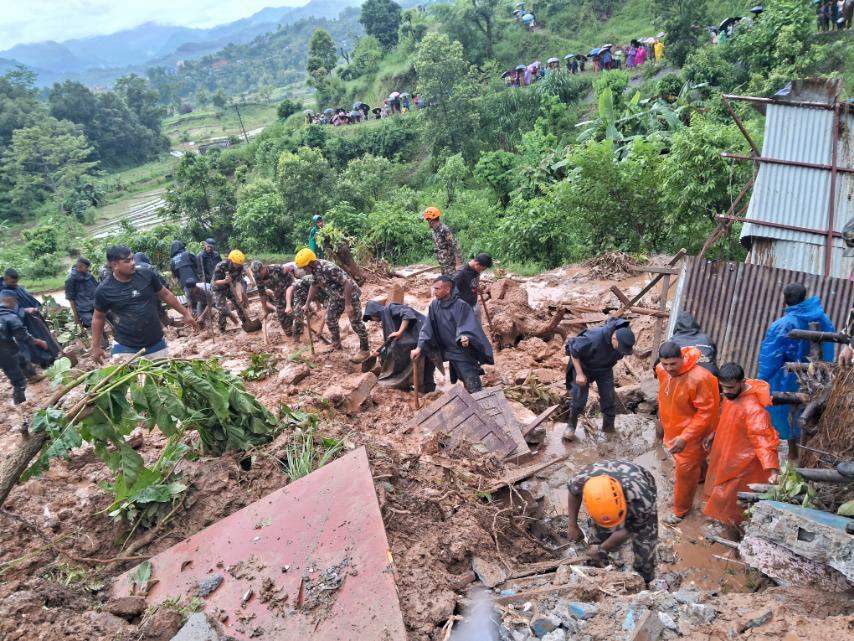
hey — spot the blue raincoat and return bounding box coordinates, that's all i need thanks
[757,296,835,439]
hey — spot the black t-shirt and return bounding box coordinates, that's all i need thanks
[452,264,479,307]
[94,269,164,348]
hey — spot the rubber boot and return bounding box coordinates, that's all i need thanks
[602,414,616,433]
[13,388,26,405]
[563,410,579,441]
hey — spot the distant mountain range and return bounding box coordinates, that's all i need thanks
[0,0,361,86]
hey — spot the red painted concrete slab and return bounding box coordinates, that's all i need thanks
[113,447,406,640]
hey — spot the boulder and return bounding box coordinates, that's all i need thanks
[324,372,378,413]
[105,596,147,621]
[471,557,508,588]
[169,612,224,641]
[278,363,311,385]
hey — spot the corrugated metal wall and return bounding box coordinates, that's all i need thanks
[670,256,853,377]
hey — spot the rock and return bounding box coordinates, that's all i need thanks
[531,367,562,384]
[105,596,147,621]
[659,612,678,632]
[514,369,531,385]
[140,607,183,640]
[324,372,378,413]
[629,610,664,641]
[738,608,772,632]
[169,612,224,641]
[622,607,647,635]
[471,557,508,588]
[541,629,567,641]
[278,363,310,385]
[529,611,561,637]
[673,590,700,605]
[682,603,717,626]
[554,564,573,585]
[566,601,598,620]
[195,574,224,597]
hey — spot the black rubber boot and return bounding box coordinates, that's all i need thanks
[568,410,579,430]
[602,414,616,433]
[13,388,26,405]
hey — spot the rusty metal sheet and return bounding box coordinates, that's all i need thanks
[112,448,406,641]
[470,387,530,458]
[407,384,517,458]
[671,256,853,377]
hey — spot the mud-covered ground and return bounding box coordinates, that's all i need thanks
[0,261,850,641]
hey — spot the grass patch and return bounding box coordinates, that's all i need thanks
[162,102,279,146]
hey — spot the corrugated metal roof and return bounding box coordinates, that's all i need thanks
[740,97,854,278]
[669,256,853,377]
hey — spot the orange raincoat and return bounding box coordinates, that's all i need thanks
[704,379,779,525]
[656,347,720,517]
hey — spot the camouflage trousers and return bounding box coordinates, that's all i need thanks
[326,288,369,351]
[265,294,293,335]
[588,514,658,583]
[213,288,249,332]
[291,282,326,339]
[439,258,457,278]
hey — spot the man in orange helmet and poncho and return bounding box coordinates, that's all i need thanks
[566,459,658,584]
[656,341,720,524]
[703,362,779,526]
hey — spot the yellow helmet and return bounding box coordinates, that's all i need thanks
[582,474,627,528]
[228,249,246,265]
[294,248,317,268]
[422,206,442,220]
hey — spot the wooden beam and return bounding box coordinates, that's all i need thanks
[484,455,569,494]
[610,285,632,307]
[627,265,680,275]
[615,249,686,317]
[521,405,559,437]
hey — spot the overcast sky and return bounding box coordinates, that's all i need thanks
[0,0,310,49]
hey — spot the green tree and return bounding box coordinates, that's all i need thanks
[114,74,166,132]
[306,29,338,77]
[0,67,44,147]
[435,153,468,204]
[350,36,383,78]
[414,32,480,161]
[233,180,292,252]
[652,0,709,67]
[1,117,98,218]
[338,154,396,212]
[165,154,237,242]
[212,90,228,109]
[275,146,336,217]
[359,0,403,51]
[277,99,303,120]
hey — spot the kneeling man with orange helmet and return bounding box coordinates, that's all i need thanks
[566,459,658,584]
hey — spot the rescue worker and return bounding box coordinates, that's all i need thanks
[565,318,635,433]
[703,363,780,526]
[758,283,834,459]
[294,248,370,361]
[423,207,462,277]
[452,253,492,323]
[184,277,212,321]
[308,215,325,259]
[170,240,201,302]
[211,250,250,333]
[656,341,720,524]
[0,289,49,404]
[64,257,98,329]
[411,275,493,393]
[286,274,328,343]
[666,311,719,376]
[364,300,435,391]
[134,252,172,327]
[251,260,296,334]
[566,459,658,584]
[198,238,221,283]
[839,217,854,367]
[1,268,60,368]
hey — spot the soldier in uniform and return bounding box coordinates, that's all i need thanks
[286,274,328,342]
[251,260,296,334]
[211,250,250,332]
[566,459,658,585]
[294,248,370,361]
[423,206,462,277]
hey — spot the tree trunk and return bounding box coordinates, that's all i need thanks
[328,241,365,286]
[0,432,48,508]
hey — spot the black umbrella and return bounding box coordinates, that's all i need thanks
[750,5,764,14]
[719,16,742,31]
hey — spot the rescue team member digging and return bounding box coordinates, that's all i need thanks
[565,317,635,434]
[295,248,371,362]
[566,459,658,585]
[0,289,48,405]
[704,362,780,526]
[364,300,436,391]
[423,206,462,277]
[251,260,296,334]
[91,246,196,363]
[656,341,720,524]
[411,275,493,393]
[211,250,250,333]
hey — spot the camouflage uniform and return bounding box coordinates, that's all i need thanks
[568,459,658,583]
[308,259,369,351]
[290,276,328,338]
[211,260,249,332]
[256,266,296,334]
[432,222,462,277]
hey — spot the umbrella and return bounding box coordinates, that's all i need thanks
[719,17,741,30]
[512,9,522,15]
[323,108,334,114]
[601,43,614,49]
[656,31,666,38]
[515,64,526,71]
[389,91,400,99]
[576,54,588,61]
[588,47,601,56]
[501,70,512,78]
[400,92,410,97]
[564,53,575,60]
[640,37,656,44]
[372,107,382,114]
[353,101,365,109]
[349,110,361,119]
[750,5,764,13]
[515,1,525,6]
[547,57,559,64]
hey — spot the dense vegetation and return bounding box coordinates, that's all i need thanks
[0,0,850,286]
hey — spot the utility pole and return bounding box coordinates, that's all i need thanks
[234,104,249,144]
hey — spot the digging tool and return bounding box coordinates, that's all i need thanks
[412,355,421,409]
[230,282,262,332]
[478,288,495,338]
[305,307,316,355]
[361,337,394,373]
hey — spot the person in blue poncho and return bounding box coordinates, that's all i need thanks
[308,215,325,259]
[757,283,834,459]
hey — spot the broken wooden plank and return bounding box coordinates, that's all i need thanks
[471,387,530,458]
[393,264,437,279]
[522,405,559,437]
[484,455,569,494]
[627,265,680,275]
[610,285,633,307]
[615,249,686,318]
[507,555,589,580]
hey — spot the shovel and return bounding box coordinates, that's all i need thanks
[361,337,394,373]
[231,282,262,332]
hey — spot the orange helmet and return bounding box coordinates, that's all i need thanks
[422,206,442,220]
[582,475,627,528]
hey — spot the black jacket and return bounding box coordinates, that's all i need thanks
[64,267,98,313]
[169,241,199,282]
[198,248,222,282]
[566,317,630,372]
[668,311,719,376]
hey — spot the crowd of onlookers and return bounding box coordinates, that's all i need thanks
[304,91,423,126]
[502,38,665,87]
[816,0,852,31]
